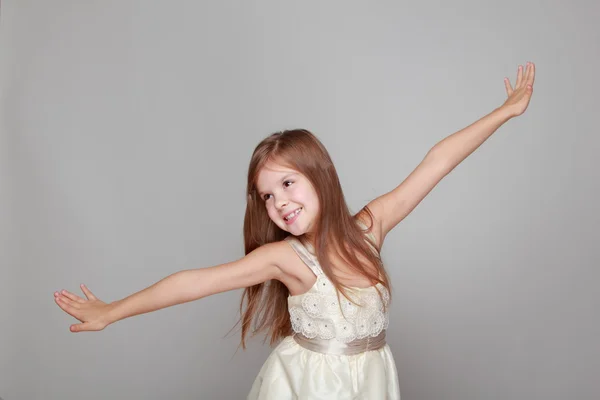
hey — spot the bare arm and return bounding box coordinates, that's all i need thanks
[364,62,536,245]
[54,242,284,332]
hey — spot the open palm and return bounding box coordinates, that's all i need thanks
[54,284,112,332]
[502,62,536,117]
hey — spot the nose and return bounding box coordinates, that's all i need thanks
[276,196,289,210]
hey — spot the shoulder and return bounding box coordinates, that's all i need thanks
[258,238,317,293]
[250,240,290,267]
[259,237,295,256]
[254,238,300,272]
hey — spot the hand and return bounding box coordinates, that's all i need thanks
[501,61,536,118]
[54,284,113,332]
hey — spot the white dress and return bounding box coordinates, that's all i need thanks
[247,229,401,399]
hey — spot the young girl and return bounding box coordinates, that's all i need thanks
[54,62,535,399]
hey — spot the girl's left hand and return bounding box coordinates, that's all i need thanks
[501,62,535,118]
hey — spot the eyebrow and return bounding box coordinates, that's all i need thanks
[257,173,297,196]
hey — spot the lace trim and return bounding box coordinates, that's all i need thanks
[289,284,390,343]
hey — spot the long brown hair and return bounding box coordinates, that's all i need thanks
[236,129,391,349]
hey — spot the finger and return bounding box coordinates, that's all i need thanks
[80,284,98,301]
[60,289,86,304]
[515,65,523,88]
[527,62,535,86]
[56,295,80,309]
[523,63,533,90]
[527,84,533,95]
[504,77,513,96]
[55,296,82,320]
[70,322,90,333]
[71,321,102,333]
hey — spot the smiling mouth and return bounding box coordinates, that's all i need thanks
[283,207,302,221]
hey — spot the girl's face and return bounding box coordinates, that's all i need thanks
[255,162,319,238]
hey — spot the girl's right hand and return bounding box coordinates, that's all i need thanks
[54,284,113,332]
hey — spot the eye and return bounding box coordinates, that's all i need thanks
[283,180,293,188]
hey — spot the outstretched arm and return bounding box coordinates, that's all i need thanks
[54,242,284,332]
[365,62,536,245]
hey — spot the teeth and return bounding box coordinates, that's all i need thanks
[284,208,302,221]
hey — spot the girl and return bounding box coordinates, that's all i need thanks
[54,62,535,399]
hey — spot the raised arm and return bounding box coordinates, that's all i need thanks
[54,242,285,332]
[364,62,536,245]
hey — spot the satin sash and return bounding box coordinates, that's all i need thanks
[293,331,386,355]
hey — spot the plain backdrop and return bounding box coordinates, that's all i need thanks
[1,1,599,399]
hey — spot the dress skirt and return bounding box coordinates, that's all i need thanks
[247,335,401,400]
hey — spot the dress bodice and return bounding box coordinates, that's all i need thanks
[285,230,390,344]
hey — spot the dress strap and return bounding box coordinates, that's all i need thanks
[284,236,323,276]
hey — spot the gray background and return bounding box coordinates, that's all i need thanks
[1,1,599,399]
